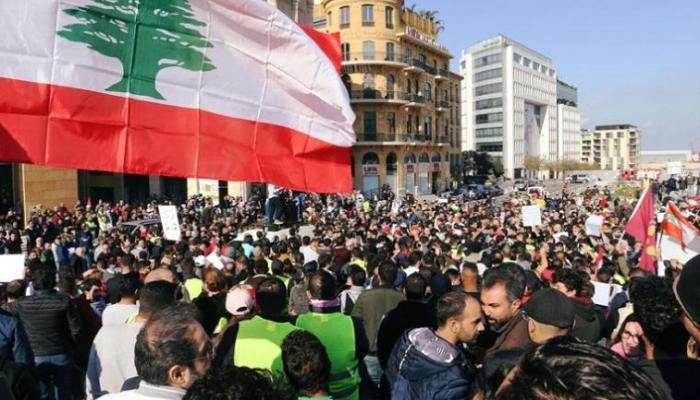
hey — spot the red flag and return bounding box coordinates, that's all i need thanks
[594,246,605,273]
[662,202,700,250]
[625,187,657,273]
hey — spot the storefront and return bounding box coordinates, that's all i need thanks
[361,152,380,196]
[404,152,416,196]
[418,152,430,195]
[385,152,398,195]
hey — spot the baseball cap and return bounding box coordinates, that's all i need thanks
[225,287,255,316]
[674,254,700,325]
[523,288,575,329]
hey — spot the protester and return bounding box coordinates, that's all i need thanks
[87,280,180,398]
[339,265,366,315]
[478,263,528,356]
[183,366,289,400]
[282,330,333,400]
[385,291,484,399]
[6,267,81,400]
[552,268,603,342]
[610,314,645,364]
[351,261,403,386]
[99,305,210,399]
[101,273,140,326]
[492,336,668,400]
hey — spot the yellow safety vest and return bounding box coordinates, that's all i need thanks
[234,316,300,375]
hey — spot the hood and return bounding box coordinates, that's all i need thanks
[572,298,597,322]
[396,328,463,381]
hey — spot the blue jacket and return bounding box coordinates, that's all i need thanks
[0,309,33,366]
[385,328,473,400]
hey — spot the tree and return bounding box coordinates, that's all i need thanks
[462,151,503,177]
[58,0,215,100]
[524,156,545,179]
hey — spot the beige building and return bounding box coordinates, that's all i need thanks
[581,124,640,170]
[314,0,462,196]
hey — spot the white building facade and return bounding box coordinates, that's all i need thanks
[556,81,582,163]
[460,35,559,178]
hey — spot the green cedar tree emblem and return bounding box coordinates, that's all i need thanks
[58,0,215,100]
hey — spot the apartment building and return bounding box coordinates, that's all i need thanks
[314,0,462,195]
[581,124,640,170]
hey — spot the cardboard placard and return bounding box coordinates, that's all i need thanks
[522,205,542,227]
[592,282,623,307]
[158,205,181,242]
[585,215,604,237]
[0,255,26,283]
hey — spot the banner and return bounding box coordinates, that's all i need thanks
[158,205,181,242]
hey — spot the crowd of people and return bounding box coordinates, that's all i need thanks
[1,176,700,400]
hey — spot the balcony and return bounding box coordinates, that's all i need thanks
[356,133,400,143]
[404,93,427,107]
[435,100,449,112]
[397,134,432,143]
[437,136,451,145]
[435,68,450,82]
[403,57,426,73]
[342,52,408,67]
[350,89,409,104]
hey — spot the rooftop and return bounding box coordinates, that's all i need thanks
[595,124,638,130]
[462,34,553,64]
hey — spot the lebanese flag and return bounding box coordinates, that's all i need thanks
[0,0,355,193]
[689,197,700,210]
[625,187,657,273]
[593,245,605,273]
[662,202,700,250]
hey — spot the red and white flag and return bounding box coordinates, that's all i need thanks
[625,187,657,273]
[662,202,700,250]
[0,0,355,193]
[688,197,700,210]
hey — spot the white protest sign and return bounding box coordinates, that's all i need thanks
[659,235,700,264]
[585,215,604,237]
[206,251,225,270]
[522,205,542,227]
[158,205,181,242]
[391,200,402,214]
[592,282,623,307]
[0,255,26,283]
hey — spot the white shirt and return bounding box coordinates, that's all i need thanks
[98,382,186,400]
[403,265,419,277]
[86,322,143,399]
[301,246,319,264]
[102,304,139,326]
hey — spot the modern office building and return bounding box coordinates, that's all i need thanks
[460,34,559,179]
[556,80,582,163]
[314,0,462,195]
[581,124,641,170]
[0,0,315,216]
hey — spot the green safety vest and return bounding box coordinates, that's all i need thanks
[235,316,300,375]
[296,312,358,400]
[184,278,203,300]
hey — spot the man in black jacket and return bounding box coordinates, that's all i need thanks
[7,267,81,400]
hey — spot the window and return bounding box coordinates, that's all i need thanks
[477,143,503,152]
[475,112,503,124]
[523,57,531,67]
[474,53,501,67]
[475,127,503,138]
[327,12,332,27]
[363,112,377,134]
[549,69,556,78]
[423,81,432,100]
[340,6,350,28]
[532,61,540,71]
[474,68,502,82]
[475,98,503,110]
[424,117,433,139]
[362,73,375,90]
[385,6,394,28]
[362,4,374,26]
[407,113,413,133]
[387,112,396,133]
[513,53,522,64]
[404,47,412,64]
[341,42,350,61]
[474,83,502,96]
[386,74,395,98]
[362,41,375,60]
[386,42,395,61]
[417,54,426,67]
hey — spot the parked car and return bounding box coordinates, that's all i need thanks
[514,179,527,191]
[570,174,591,183]
[484,185,504,197]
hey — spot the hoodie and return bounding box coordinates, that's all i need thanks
[570,297,603,343]
[385,328,473,400]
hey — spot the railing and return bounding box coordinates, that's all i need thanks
[437,136,451,144]
[350,89,407,101]
[397,134,432,142]
[404,93,426,103]
[435,100,449,108]
[343,52,404,63]
[356,133,399,142]
[437,68,450,77]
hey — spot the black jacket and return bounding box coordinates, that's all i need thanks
[7,290,81,356]
[0,358,39,400]
[570,299,602,343]
[376,301,433,369]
